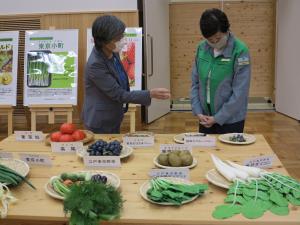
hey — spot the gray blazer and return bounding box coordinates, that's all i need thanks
[82,47,151,133]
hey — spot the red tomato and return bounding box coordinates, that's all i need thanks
[59,134,75,142]
[72,130,86,141]
[60,123,76,134]
[50,131,62,142]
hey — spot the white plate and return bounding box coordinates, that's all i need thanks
[76,144,133,159]
[0,158,30,185]
[140,177,199,205]
[205,169,231,189]
[173,132,207,144]
[153,155,197,169]
[44,171,121,200]
[218,133,256,145]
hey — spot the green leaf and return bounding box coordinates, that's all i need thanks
[269,189,288,207]
[212,204,241,220]
[292,189,300,199]
[256,199,273,211]
[270,205,289,216]
[257,191,270,201]
[287,194,300,206]
[224,195,246,205]
[241,200,265,219]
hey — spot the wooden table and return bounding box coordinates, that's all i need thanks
[0,134,299,225]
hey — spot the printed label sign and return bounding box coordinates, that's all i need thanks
[159,144,192,153]
[15,131,44,141]
[0,152,13,158]
[19,153,52,166]
[51,142,83,153]
[123,136,154,147]
[243,155,274,168]
[24,29,79,105]
[149,168,189,180]
[83,156,121,168]
[0,31,19,106]
[184,135,216,147]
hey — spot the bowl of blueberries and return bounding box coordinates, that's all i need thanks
[77,139,133,159]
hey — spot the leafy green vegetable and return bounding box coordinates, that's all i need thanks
[270,205,289,216]
[212,204,241,219]
[63,182,123,225]
[241,200,265,219]
[146,178,208,205]
[211,172,300,220]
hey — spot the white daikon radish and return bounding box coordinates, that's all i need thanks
[214,156,249,181]
[211,154,236,182]
[226,160,262,178]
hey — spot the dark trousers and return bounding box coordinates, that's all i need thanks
[199,120,245,134]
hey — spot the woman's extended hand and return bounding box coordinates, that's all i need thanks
[150,88,171,100]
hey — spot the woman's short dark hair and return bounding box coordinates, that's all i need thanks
[200,8,230,38]
[92,15,126,49]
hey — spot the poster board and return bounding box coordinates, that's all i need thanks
[86,27,142,90]
[24,29,79,106]
[0,31,19,106]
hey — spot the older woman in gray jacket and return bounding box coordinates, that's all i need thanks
[83,15,170,134]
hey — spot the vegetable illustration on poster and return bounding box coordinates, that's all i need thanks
[0,31,19,106]
[86,27,142,91]
[24,29,78,106]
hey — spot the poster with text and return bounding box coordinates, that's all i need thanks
[0,31,19,106]
[24,29,78,106]
[86,27,142,90]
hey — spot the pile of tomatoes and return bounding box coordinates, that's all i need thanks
[50,123,86,142]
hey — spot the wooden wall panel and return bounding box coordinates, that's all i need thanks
[41,12,139,118]
[170,0,276,99]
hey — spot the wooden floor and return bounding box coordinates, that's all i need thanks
[0,111,299,179]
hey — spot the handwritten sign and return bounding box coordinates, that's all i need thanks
[15,131,44,141]
[149,168,189,180]
[184,135,216,147]
[19,153,52,166]
[51,142,83,153]
[243,155,274,168]
[0,152,13,158]
[123,136,154,147]
[159,144,192,153]
[83,156,121,168]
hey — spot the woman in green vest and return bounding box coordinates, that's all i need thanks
[191,8,251,134]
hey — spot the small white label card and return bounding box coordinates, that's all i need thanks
[0,152,13,158]
[243,155,274,168]
[19,153,52,166]
[184,134,216,147]
[159,144,192,154]
[149,168,189,180]
[83,156,121,168]
[123,136,154,147]
[51,142,83,153]
[15,131,44,141]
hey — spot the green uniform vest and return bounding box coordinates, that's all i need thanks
[196,38,248,115]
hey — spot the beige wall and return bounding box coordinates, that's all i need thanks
[275,0,300,120]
